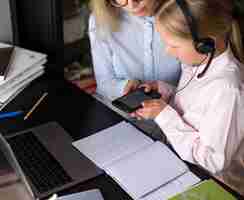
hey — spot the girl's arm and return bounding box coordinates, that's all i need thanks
[155,84,240,174]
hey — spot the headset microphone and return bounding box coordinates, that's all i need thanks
[196,45,215,78]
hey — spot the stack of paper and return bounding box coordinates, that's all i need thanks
[0,43,46,109]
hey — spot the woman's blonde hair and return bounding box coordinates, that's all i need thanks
[90,0,121,32]
[156,0,244,63]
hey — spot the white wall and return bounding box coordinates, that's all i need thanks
[0,0,12,42]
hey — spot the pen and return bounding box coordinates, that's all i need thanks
[24,92,48,120]
[0,110,23,120]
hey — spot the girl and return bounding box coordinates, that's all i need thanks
[89,0,181,100]
[133,0,244,174]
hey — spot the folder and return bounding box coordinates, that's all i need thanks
[168,179,236,200]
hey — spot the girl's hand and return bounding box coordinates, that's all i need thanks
[123,80,141,95]
[131,99,168,120]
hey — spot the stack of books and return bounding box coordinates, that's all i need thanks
[0,43,46,110]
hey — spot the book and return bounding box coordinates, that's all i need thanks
[168,179,236,200]
[73,121,200,200]
[0,47,14,81]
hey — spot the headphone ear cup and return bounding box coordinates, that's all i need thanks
[195,38,215,54]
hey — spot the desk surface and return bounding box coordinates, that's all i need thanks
[0,73,242,200]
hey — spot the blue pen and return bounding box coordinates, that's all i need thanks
[0,110,23,120]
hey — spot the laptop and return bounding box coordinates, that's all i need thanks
[0,122,103,200]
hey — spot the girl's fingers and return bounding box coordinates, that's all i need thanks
[142,99,162,107]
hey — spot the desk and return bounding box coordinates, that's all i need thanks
[0,73,242,199]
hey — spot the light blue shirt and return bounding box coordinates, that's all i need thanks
[89,12,181,100]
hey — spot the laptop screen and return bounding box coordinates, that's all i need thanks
[0,133,34,199]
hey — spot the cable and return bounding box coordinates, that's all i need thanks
[169,54,209,100]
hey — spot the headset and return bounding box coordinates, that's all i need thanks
[175,0,216,78]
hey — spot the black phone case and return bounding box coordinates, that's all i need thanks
[112,88,161,113]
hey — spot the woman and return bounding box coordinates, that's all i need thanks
[89,0,181,100]
[132,0,244,174]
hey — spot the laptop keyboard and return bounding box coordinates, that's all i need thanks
[7,132,72,194]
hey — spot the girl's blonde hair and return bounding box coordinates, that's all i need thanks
[156,0,244,63]
[90,0,121,32]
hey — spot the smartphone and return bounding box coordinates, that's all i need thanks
[112,88,161,113]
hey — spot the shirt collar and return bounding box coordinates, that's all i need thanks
[183,46,238,80]
[142,16,154,23]
[124,12,154,25]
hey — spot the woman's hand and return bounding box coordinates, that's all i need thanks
[140,81,175,103]
[131,99,168,120]
[123,80,141,95]
[139,81,158,93]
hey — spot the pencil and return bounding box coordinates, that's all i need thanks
[24,92,48,120]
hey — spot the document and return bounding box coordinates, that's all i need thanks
[0,45,46,85]
[105,142,189,199]
[0,43,47,107]
[141,171,200,200]
[57,189,104,200]
[0,65,44,96]
[73,121,200,200]
[73,121,154,168]
[0,68,44,103]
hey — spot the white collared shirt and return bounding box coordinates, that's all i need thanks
[89,12,180,100]
[155,47,244,174]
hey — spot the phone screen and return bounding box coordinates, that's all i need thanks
[112,89,155,113]
[118,90,152,109]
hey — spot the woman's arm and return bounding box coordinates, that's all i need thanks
[89,15,129,100]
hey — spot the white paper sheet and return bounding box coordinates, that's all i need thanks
[141,171,201,200]
[57,189,104,200]
[72,121,154,168]
[0,68,44,103]
[105,141,189,200]
[0,45,46,86]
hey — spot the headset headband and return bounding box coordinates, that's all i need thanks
[175,0,200,44]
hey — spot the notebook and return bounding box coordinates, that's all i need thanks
[168,179,236,200]
[0,122,102,200]
[73,121,200,200]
